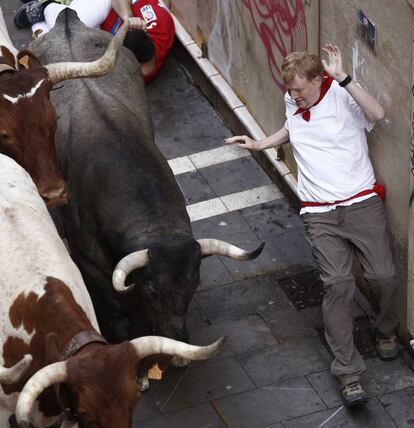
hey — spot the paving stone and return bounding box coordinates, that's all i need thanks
[135,403,226,428]
[195,273,292,323]
[186,298,210,334]
[148,59,231,159]
[240,199,304,239]
[282,398,397,427]
[237,337,331,387]
[199,156,272,197]
[176,170,217,205]
[264,304,323,343]
[220,232,316,281]
[189,316,278,360]
[378,387,414,427]
[148,357,254,413]
[133,392,161,422]
[147,56,193,99]
[307,357,414,409]
[192,210,257,245]
[364,357,414,397]
[278,269,324,309]
[199,255,234,290]
[306,370,351,409]
[213,377,325,428]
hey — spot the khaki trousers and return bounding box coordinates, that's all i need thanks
[303,196,399,386]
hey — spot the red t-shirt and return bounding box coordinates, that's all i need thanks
[101,0,175,83]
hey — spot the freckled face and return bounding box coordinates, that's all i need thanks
[287,74,322,109]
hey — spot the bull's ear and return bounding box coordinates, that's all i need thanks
[16,51,43,71]
[0,46,17,69]
[45,333,63,364]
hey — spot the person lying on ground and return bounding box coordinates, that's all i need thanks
[15,0,175,83]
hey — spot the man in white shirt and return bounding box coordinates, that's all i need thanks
[225,44,398,407]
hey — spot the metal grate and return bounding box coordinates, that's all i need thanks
[353,316,377,358]
[279,270,324,310]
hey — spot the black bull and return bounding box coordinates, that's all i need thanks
[31,10,263,344]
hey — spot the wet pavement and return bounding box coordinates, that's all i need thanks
[4,3,414,427]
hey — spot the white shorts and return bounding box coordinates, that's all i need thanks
[32,0,112,34]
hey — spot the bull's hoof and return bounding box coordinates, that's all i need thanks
[171,356,190,367]
[137,375,150,392]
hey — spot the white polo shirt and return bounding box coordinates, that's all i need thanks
[284,80,376,214]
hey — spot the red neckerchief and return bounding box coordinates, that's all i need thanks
[294,73,334,122]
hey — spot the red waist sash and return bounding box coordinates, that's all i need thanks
[301,183,385,208]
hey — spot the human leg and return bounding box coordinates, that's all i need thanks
[303,209,366,405]
[69,0,112,28]
[345,197,399,358]
[43,2,68,28]
[14,0,66,29]
[29,0,112,36]
[323,280,366,380]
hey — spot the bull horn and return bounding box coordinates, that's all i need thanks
[45,18,130,85]
[60,421,79,428]
[0,354,32,384]
[112,249,149,293]
[197,239,265,260]
[16,361,68,428]
[130,336,225,360]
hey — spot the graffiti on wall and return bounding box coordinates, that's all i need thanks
[243,0,308,92]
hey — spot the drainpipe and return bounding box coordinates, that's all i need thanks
[170,13,299,198]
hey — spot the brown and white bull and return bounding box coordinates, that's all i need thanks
[0,154,223,427]
[0,7,134,208]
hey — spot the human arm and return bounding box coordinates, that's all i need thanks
[111,0,146,29]
[322,43,385,122]
[224,127,289,151]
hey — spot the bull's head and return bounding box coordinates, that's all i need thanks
[0,51,67,209]
[0,9,131,208]
[112,235,265,342]
[14,336,223,428]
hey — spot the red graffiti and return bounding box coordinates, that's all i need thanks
[243,0,308,92]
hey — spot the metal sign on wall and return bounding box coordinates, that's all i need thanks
[357,9,376,53]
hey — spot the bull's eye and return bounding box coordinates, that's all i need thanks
[0,130,14,144]
[147,286,159,300]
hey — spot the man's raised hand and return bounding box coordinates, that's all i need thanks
[321,43,347,82]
